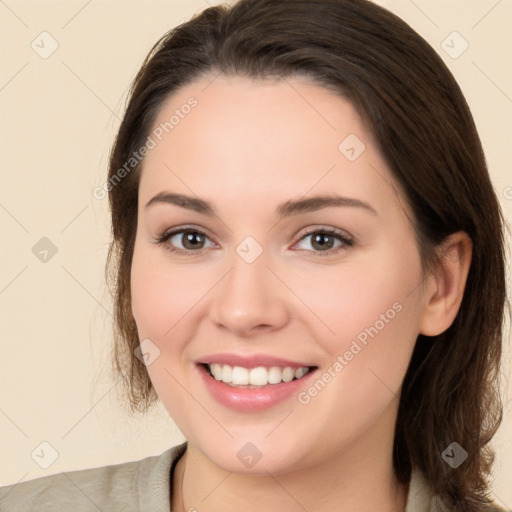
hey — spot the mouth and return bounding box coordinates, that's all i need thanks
[195,360,320,412]
[198,362,318,389]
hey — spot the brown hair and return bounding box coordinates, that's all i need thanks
[105,0,508,509]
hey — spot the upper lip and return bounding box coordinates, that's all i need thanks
[197,353,316,369]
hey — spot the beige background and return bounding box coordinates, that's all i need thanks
[1,0,511,507]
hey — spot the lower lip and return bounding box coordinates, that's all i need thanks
[196,364,318,412]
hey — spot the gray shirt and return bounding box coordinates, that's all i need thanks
[0,442,507,511]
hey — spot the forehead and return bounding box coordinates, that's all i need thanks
[138,73,401,216]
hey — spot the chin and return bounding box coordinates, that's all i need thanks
[194,435,311,476]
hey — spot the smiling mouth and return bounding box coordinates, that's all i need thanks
[200,363,318,388]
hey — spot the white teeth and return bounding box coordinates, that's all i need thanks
[221,364,232,383]
[295,367,306,379]
[207,363,311,386]
[232,366,249,385]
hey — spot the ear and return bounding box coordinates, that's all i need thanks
[419,231,472,336]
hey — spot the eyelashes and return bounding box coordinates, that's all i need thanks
[154,226,215,255]
[152,225,354,258]
[297,227,354,254]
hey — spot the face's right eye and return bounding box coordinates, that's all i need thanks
[153,226,217,255]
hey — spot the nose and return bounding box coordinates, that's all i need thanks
[208,249,290,338]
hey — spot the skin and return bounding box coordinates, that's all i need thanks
[130,74,472,512]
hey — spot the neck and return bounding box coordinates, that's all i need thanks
[173,453,407,512]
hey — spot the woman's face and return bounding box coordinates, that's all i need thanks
[131,74,429,474]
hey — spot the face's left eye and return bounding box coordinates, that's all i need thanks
[293,228,353,255]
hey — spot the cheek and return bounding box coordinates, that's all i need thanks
[291,245,422,356]
[266,273,419,465]
[292,243,422,416]
[130,244,207,340]
[130,244,201,418]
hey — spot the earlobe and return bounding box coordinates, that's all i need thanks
[419,232,473,336]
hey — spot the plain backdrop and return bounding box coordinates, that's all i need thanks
[1,0,511,507]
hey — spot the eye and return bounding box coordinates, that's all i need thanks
[153,226,216,255]
[293,227,353,256]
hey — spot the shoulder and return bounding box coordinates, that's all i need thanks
[406,467,510,512]
[0,442,187,512]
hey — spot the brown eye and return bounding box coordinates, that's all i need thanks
[309,232,337,251]
[156,227,215,255]
[175,231,207,250]
[294,228,353,256]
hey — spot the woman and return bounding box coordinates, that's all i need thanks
[1,0,508,510]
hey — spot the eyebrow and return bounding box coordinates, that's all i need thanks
[144,192,378,217]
